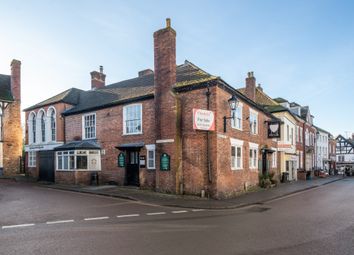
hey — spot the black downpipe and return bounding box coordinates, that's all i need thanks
[206,87,212,183]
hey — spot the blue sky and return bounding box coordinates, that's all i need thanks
[1,0,353,136]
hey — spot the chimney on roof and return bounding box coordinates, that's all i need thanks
[10,59,21,101]
[352,133,354,140]
[90,66,106,90]
[138,69,154,77]
[245,71,256,101]
[257,83,263,92]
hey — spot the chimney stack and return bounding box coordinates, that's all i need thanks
[153,18,177,140]
[90,66,106,90]
[10,59,21,101]
[352,133,354,140]
[153,19,183,194]
[245,71,256,101]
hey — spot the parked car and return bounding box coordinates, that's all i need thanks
[318,171,329,178]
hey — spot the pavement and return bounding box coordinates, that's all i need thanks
[27,175,344,209]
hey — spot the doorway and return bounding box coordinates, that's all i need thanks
[39,151,55,182]
[126,150,140,186]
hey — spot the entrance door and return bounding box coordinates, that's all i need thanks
[39,151,55,182]
[126,151,139,186]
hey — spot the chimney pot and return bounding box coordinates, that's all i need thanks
[99,65,103,73]
[166,18,171,28]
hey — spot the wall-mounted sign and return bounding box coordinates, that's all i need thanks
[268,121,281,138]
[139,155,146,168]
[160,153,170,171]
[117,153,125,168]
[193,109,215,131]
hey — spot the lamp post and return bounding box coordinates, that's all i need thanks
[223,95,238,133]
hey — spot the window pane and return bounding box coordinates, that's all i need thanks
[77,156,88,169]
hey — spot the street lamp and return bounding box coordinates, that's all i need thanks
[223,95,239,132]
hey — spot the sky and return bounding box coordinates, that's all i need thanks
[1,0,353,137]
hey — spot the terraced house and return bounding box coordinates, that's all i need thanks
[24,20,280,198]
[0,60,22,176]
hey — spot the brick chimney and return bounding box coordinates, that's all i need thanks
[10,59,21,101]
[90,65,106,90]
[245,71,256,101]
[153,18,182,194]
[154,18,177,140]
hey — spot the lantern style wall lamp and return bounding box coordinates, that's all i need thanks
[223,95,239,133]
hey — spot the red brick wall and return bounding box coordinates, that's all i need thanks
[213,86,278,198]
[64,99,156,188]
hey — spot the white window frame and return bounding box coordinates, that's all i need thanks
[146,144,156,170]
[249,109,258,135]
[56,150,101,171]
[28,151,36,167]
[231,103,243,130]
[123,103,143,135]
[249,142,259,169]
[47,106,56,142]
[272,148,277,168]
[230,138,244,170]
[82,113,96,139]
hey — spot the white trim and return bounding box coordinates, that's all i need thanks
[123,103,143,135]
[230,137,244,146]
[231,144,243,170]
[156,139,174,144]
[249,108,259,115]
[146,144,156,170]
[249,142,259,149]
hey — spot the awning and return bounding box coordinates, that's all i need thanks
[115,142,144,150]
[261,147,276,153]
[54,140,101,151]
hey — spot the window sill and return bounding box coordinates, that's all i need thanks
[231,168,243,171]
[231,127,243,131]
[122,132,143,136]
[56,169,101,172]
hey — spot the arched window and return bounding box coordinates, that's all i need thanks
[48,107,56,141]
[29,112,36,144]
[38,110,46,143]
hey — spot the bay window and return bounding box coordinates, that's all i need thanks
[56,150,101,171]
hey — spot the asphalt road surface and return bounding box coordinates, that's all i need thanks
[0,178,353,255]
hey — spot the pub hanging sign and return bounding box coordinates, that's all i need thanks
[160,153,170,171]
[268,121,281,138]
[117,153,125,168]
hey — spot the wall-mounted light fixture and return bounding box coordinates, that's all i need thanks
[223,95,238,133]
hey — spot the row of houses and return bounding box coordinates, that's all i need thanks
[1,19,352,198]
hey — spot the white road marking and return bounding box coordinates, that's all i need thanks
[84,216,110,221]
[171,210,188,214]
[117,214,140,218]
[2,223,35,229]
[146,212,166,216]
[46,220,75,225]
[191,209,205,212]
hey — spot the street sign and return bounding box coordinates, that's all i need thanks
[160,153,170,171]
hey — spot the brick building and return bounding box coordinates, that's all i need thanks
[24,20,280,198]
[0,60,23,176]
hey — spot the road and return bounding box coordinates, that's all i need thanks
[0,178,353,255]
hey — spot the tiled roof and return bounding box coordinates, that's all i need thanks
[0,74,14,102]
[238,87,278,106]
[63,60,217,115]
[273,97,288,103]
[24,88,83,111]
[54,140,101,150]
